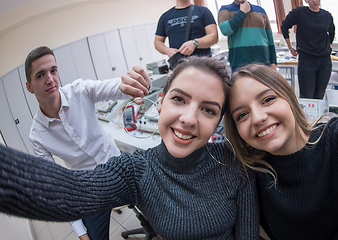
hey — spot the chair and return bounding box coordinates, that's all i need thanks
[121,205,158,240]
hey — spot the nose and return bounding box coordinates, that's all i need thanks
[46,72,54,84]
[251,106,268,126]
[179,104,198,127]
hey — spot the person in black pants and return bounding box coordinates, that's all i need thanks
[281,0,335,99]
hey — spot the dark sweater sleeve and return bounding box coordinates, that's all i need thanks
[0,144,138,222]
[281,7,299,39]
[328,13,335,44]
[218,8,247,36]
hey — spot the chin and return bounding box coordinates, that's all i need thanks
[167,146,193,159]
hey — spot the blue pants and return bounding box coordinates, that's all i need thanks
[298,52,332,99]
[82,209,111,240]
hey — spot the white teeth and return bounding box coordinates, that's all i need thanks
[257,125,277,138]
[174,129,193,140]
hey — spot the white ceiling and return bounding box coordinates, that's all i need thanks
[0,0,37,17]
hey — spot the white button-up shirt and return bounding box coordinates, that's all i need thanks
[29,78,129,236]
[29,78,128,170]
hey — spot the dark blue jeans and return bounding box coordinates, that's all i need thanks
[82,209,111,240]
[298,52,332,99]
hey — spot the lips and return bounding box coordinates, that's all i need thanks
[256,124,278,138]
[46,86,56,92]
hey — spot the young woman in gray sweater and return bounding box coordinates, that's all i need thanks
[0,56,259,240]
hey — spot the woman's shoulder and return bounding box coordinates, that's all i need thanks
[311,114,338,141]
[325,115,338,133]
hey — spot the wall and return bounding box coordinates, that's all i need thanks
[0,0,176,77]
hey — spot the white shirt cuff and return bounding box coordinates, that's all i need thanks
[69,219,87,237]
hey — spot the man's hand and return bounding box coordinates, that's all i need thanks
[240,1,251,14]
[120,66,152,103]
[168,48,179,58]
[178,40,196,56]
[79,233,90,240]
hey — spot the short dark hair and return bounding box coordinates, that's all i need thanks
[162,56,231,118]
[25,46,55,83]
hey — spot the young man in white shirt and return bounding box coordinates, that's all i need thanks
[25,46,151,240]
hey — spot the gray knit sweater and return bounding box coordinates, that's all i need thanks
[0,141,259,239]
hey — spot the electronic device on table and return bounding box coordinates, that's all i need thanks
[109,90,161,135]
[134,92,161,134]
[95,100,118,121]
[122,105,136,131]
[146,60,169,75]
[150,74,168,91]
[298,98,328,122]
[325,89,338,114]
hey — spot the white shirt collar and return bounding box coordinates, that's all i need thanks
[37,90,69,128]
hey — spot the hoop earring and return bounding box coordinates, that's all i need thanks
[206,136,236,166]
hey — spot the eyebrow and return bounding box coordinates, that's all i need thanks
[34,66,57,79]
[170,88,221,110]
[231,88,274,115]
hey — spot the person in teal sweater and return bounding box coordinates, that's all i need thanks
[224,63,338,239]
[0,56,260,240]
[218,0,277,72]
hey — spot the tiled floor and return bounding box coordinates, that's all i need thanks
[30,207,159,240]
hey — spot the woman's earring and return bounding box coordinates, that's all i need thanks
[206,136,236,166]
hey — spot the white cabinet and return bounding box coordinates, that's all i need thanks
[132,25,154,68]
[53,38,97,86]
[88,30,128,79]
[144,22,168,62]
[0,69,33,154]
[18,64,39,117]
[119,24,168,70]
[119,25,155,70]
[104,30,128,78]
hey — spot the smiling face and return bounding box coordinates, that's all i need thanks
[26,54,60,106]
[229,76,299,155]
[157,67,225,158]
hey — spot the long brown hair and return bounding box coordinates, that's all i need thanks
[223,64,312,179]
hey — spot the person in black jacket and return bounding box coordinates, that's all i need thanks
[281,0,335,99]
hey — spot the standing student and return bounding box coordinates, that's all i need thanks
[218,0,277,72]
[0,56,259,240]
[281,0,335,99]
[224,63,338,240]
[25,46,151,240]
[154,0,218,69]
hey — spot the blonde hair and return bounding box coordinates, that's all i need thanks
[224,64,314,180]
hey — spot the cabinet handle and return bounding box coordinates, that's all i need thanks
[139,57,143,61]
[112,66,116,71]
[14,119,20,125]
